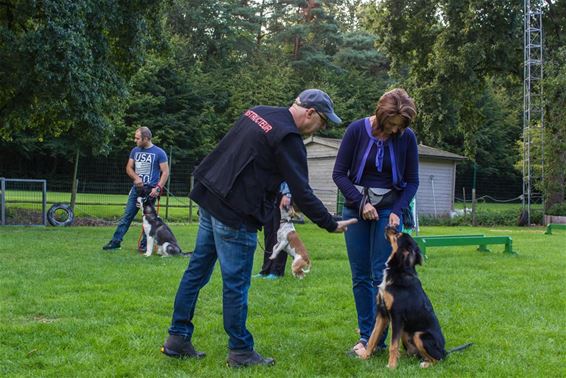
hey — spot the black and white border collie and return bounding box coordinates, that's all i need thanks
[136,188,188,257]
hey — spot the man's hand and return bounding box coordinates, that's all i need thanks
[134,178,143,188]
[334,218,358,233]
[279,195,291,209]
[150,185,161,198]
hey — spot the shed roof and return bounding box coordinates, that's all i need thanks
[417,143,466,161]
[304,136,465,161]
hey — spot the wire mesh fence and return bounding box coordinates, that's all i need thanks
[0,178,47,226]
[1,149,546,226]
[64,157,197,224]
[1,152,198,225]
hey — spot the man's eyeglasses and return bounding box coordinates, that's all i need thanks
[315,110,328,128]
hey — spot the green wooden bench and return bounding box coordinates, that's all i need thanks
[544,223,566,235]
[413,234,484,256]
[413,235,517,256]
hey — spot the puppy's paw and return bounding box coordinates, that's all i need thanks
[144,252,152,257]
[419,361,432,368]
[292,271,305,279]
[386,363,398,369]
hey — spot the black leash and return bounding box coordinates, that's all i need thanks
[447,342,473,354]
[257,239,268,253]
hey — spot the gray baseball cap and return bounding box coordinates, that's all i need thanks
[295,89,342,126]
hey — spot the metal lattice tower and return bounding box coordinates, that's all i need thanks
[522,0,544,225]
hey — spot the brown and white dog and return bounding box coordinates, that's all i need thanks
[269,205,312,279]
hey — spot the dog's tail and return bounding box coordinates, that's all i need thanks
[447,343,473,354]
[165,244,188,257]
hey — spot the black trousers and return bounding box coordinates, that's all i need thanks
[259,197,288,276]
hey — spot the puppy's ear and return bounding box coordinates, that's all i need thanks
[401,250,414,269]
[414,245,423,265]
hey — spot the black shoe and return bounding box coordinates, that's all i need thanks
[102,240,121,250]
[226,350,275,368]
[161,334,205,359]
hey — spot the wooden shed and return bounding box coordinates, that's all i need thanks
[303,136,465,216]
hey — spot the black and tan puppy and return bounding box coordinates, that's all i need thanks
[137,190,188,257]
[362,227,471,368]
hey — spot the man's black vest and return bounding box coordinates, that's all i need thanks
[193,106,300,225]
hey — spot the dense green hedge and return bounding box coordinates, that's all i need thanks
[419,208,544,227]
[545,203,566,216]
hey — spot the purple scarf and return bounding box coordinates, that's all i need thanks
[354,118,399,186]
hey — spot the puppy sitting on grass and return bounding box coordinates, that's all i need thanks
[137,188,189,257]
[362,226,472,368]
[269,205,312,279]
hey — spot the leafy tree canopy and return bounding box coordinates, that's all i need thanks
[0,0,166,154]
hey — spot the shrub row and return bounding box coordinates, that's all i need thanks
[545,202,566,216]
[419,208,544,227]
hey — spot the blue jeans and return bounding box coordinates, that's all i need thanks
[111,187,147,246]
[342,206,402,346]
[169,208,257,351]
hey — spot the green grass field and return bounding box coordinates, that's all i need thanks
[1,224,564,377]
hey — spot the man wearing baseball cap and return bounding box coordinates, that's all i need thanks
[294,88,342,128]
[161,89,355,368]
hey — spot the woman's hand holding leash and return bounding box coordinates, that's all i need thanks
[335,218,358,233]
[360,203,399,227]
[362,203,378,221]
[389,212,400,227]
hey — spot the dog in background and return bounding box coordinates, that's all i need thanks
[362,226,472,368]
[269,205,312,279]
[137,189,188,257]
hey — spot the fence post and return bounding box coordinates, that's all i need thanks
[1,177,5,225]
[472,162,477,226]
[472,188,477,226]
[463,187,467,216]
[165,146,172,220]
[189,175,194,223]
[70,148,79,212]
[42,179,47,226]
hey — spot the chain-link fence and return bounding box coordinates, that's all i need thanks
[0,178,47,226]
[1,148,546,226]
[0,151,197,225]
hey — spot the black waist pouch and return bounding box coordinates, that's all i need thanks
[343,187,399,217]
[360,187,398,217]
[363,187,398,210]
